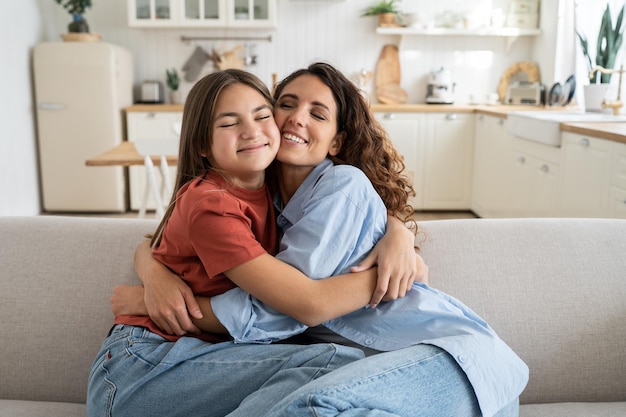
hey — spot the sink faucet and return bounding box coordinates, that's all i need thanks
[588,65,625,115]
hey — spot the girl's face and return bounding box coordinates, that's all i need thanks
[210,83,280,189]
[273,74,344,170]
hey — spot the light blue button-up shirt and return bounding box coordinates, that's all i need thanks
[212,158,528,417]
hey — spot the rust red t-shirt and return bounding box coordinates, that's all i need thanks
[116,170,277,342]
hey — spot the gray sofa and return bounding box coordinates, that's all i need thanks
[1,215,625,417]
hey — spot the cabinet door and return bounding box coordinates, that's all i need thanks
[509,151,560,217]
[471,114,514,217]
[128,0,178,27]
[228,0,276,27]
[559,132,611,217]
[422,113,474,209]
[127,112,182,211]
[375,113,424,209]
[179,0,227,26]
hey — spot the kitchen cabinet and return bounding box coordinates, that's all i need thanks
[609,141,626,219]
[422,113,474,209]
[508,137,561,217]
[559,132,612,218]
[374,112,473,210]
[471,114,516,217]
[126,111,182,211]
[127,0,276,28]
[375,113,425,208]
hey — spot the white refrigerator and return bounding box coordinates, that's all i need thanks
[33,42,133,212]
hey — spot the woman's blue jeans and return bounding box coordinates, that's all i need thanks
[253,344,519,417]
[87,325,364,417]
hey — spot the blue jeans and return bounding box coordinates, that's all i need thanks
[256,344,519,417]
[87,325,364,417]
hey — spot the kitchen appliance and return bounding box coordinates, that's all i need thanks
[33,42,133,212]
[426,67,455,104]
[140,80,165,103]
[505,81,544,105]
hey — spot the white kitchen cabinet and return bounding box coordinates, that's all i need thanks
[128,0,276,28]
[559,132,612,218]
[374,112,425,208]
[471,114,516,217]
[126,111,182,211]
[508,137,561,217]
[374,112,473,211]
[609,141,626,218]
[422,113,474,209]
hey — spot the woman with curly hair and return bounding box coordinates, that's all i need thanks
[122,63,527,416]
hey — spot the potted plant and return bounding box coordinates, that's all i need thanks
[166,68,181,104]
[55,0,93,33]
[362,0,401,27]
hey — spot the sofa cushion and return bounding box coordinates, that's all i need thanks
[520,401,626,417]
[0,216,157,404]
[0,400,85,417]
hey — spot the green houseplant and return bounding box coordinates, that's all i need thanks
[577,3,625,84]
[55,0,93,33]
[166,68,181,104]
[362,0,401,26]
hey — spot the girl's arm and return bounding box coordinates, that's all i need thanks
[351,215,428,307]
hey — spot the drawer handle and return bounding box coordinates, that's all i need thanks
[383,113,395,120]
[517,156,526,164]
[147,112,156,118]
[498,118,505,126]
[446,113,458,120]
[540,164,550,173]
[580,138,590,147]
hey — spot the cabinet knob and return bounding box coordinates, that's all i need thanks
[383,113,395,119]
[497,118,505,126]
[445,113,458,120]
[517,156,526,164]
[147,112,156,118]
[580,138,590,147]
[540,164,550,173]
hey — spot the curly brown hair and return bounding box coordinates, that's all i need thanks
[273,62,416,226]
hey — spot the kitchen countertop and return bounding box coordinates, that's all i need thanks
[125,103,626,144]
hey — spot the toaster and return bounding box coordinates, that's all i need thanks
[505,81,544,105]
[140,81,165,103]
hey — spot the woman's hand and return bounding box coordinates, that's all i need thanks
[350,216,428,307]
[135,240,203,336]
[111,285,148,316]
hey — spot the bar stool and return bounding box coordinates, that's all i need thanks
[133,138,179,218]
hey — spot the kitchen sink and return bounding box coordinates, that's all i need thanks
[506,111,626,147]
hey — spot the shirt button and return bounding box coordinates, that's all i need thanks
[364,338,374,345]
[458,355,467,364]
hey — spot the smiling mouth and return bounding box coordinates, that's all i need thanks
[237,143,268,152]
[283,133,307,144]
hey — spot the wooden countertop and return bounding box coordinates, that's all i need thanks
[124,103,626,144]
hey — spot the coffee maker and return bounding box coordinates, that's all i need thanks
[426,67,455,104]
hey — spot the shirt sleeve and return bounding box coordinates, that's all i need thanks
[212,167,386,343]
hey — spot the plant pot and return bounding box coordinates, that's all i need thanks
[378,13,396,27]
[584,84,610,112]
[68,14,89,33]
[169,90,182,105]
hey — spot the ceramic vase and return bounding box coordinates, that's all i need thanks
[584,83,609,112]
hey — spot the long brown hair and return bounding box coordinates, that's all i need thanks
[150,69,274,247]
[273,62,416,226]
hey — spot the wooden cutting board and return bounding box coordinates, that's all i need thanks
[375,44,408,104]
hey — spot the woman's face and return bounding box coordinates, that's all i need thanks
[210,83,280,188]
[273,74,344,169]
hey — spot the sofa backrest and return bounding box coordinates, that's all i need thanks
[417,218,626,405]
[0,216,158,404]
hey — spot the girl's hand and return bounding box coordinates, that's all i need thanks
[350,216,428,307]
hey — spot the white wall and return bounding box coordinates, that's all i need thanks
[3,0,567,215]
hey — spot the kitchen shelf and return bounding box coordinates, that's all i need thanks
[376,27,541,51]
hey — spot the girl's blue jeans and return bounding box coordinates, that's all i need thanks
[87,325,363,417]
